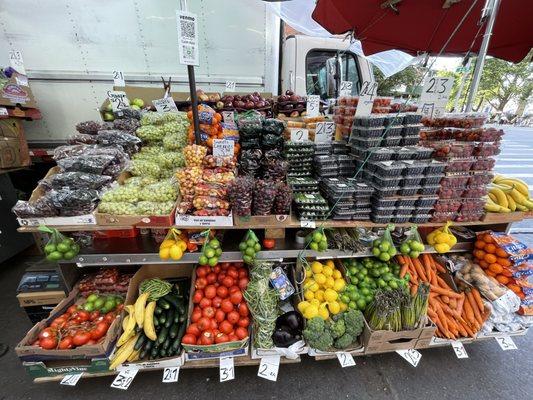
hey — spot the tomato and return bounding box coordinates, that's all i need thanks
[227,269,239,280]
[76,310,90,322]
[192,290,204,304]
[263,238,275,249]
[216,286,229,298]
[229,285,240,294]
[215,309,226,323]
[58,336,73,350]
[221,299,234,313]
[214,282,220,288]
[67,305,78,314]
[227,311,240,325]
[86,339,96,345]
[186,323,201,337]
[50,317,66,329]
[219,262,230,270]
[209,318,218,330]
[238,277,249,290]
[72,330,91,346]
[210,296,221,308]
[217,273,226,284]
[230,291,243,305]
[104,312,116,324]
[219,320,233,334]
[182,334,197,345]
[31,339,40,346]
[235,327,248,340]
[206,272,217,284]
[193,306,201,314]
[222,276,234,288]
[228,333,239,342]
[213,265,221,274]
[191,309,202,323]
[199,297,212,309]
[195,277,207,289]
[89,311,100,321]
[199,331,214,346]
[215,333,230,344]
[238,303,249,317]
[38,327,56,341]
[196,265,210,278]
[204,285,217,299]
[237,317,250,328]
[40,337,58,350]
[233,262,244,268]
[197,317,211,331]
[202,306,216,319]
[90,322,109,340]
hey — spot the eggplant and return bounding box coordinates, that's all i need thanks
[275,311,304,333]
[272,327,300,348]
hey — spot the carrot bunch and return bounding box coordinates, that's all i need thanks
[396,254,490,339]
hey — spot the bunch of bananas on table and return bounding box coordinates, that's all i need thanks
[485,175,533,213]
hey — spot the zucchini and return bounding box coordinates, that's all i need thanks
[169,322,180,339]
[154,306,163,315]
[162,337,171,351]
[157,298,171,310]
[157,326,169,345]
[162,294,182,309]
[134,333,147,351]
[164,309,175,329]
[159,348,167,358]
[139,340,153,359]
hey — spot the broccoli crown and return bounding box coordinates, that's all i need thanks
[333,333,354,349]
[307,330,334,351]
[305,317,325,334]
[343,309,365,338]
[329,319,346,339]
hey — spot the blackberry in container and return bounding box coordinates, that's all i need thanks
[402,124,423,137]
[394,146,418,160]
[397,186,420,196]
[402,175,424,186]
[415,196,438,207]
[351,126,384,138]
[393,214,411,223]
[370,214,394,223]
[371,160,406,177]
[400,136,421,146]
[356,115,386,127]
[372,185,399,197]
[421,174,444,185]
[425,160,447,174]
[419,185,441,195]
[383,126,403,137]
[383,113,405,127]
[372,196,397,208]
[403,112,423,124]
[396,197,418,207]
[372,173,403,188]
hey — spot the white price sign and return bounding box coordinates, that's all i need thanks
[339,81,353,97]
[219,357,235,382]
[257,355,280,381]
[9,50,25,75]
[290,128,308,142]
[162,367,180,383]
[0,107,8,117]
[420,76,454,104]
[111,368,138,390]
[306,95,320,117]
[60,373,83,386]
[176,11,199,66]
[213,139,234,157]
[315,121,334,143]
[300,220,316,228]
[153,97,178,113]
[113,70,125,87]
[222,111,235,123]
[225,81,236,92]
[495,336,518,351]
[107,90,130,112]
[451,341,469,359]
[336,352,356,367]
[396,349,422,367]
[355,81,378,117]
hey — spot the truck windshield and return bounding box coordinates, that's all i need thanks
[306,50,360,99]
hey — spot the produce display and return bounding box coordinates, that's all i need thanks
[198,234,223,267]
[426,222,457,253]
[239,230,262,264]
[275,90,308,118]
[305,228,328,252]
[216,92,273,117]
[41,227,80,261]
[77,268,132,296]
[371,225,397,261]
[159,228,188,261]
[302,309,364,351]
[485,174,533,212]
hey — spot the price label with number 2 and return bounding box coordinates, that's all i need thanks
[337,352,356,367]
[162,367,180,383]
[258,355,280,381]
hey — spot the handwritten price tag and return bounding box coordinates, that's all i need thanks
[9,50,25,75]
[60,373,83,386]
[213,139,234,157]
[451,341,468,359]
[107,91,130,112]
[336,352,356,367]
[306,95,320,117]
[315,121,334,143]
[0,107,8,117]
[225,81,236,92]
[300,220,316,229]
[396,349,422,367]
[162,367,180,383]
[153,97,178,113]
[339,81,353,97]
[420,77,453,104]
[257,355,280,381]
[222,111,235,123]
[355,81,377,117]
[219,357,235,382]
[290,128,308,142]
[111,368,138,390]
[113,70,125,87]
[495,336,517,351]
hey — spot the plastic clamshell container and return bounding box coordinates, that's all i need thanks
[455,210,484,222]
[425,160,447,175]
[397,186,420,196]
[400,136,420,146]
[470,157,495,171]
[370,214,394,223]
[393,214,411,223]
[418,185,440,195]
[352,126,384,138]
[444,158,475,173]
[402,124,423,137]
[430,211,458,222]
[468,172,494,186]
[383,113,405,127]
[372,173,402,188]
[460,198,485,213]
[440,173,470,188]
[372,196,397,207]
[415,147,434,159]
[403,112,423,124]
[372,160,406,177]
[396,197,418,207]
[372,185,399,197]
[462,186,488,198]
[437,187,463,199]
[421,175,443,185]
[433,199,462,213]
[410,213,431,223]
[384,126,403,137]
[402,175,424,186]
[394,146,418,160]
[402,160,428,176]
[415,206,434,214]
[355,115,386,127]
[351,137,382,149]
[415,196,438,207]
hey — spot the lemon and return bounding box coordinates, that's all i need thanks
[297,301,310,313]
[318,303,329,320]
[309,282,320,292]
[434,243,451,254]
[340,302,348,312]
[311,261,323,274]
[315,289,325,302]
[426,231,436,245]
[303,304,319,319]
[325,276,335,288]
[322,265,333,277]
[178,240,187,252]
[310,299,320,307]
[448,234,457,246]
[304,290,315,300]
[169,244,183,260]
[304,279,316,289]
[325,260,335,269]
[159,247,171,259]
[314,273,327,285]
[435,233,449,244]
[324,288,338,302]
[328,301,341,315]
[333,278,346,292]
[332,270,342,279]
[160,239,175,249]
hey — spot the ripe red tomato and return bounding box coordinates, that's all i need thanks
[186,323,201,337]
[72,331,91,347]
[104,312,116,324]
[229,285,240,294]
[217,273,226,284]
[199,331,215,345]
[228,333,239,342]
[219,320,233,334]
[212,296,222,308]
[202,306,215,318]
[238,277,249,290]
[191,309,202,323]
[237,317,250,328]
[199,297,212,309]
[76,310,90,322]
[40,337,58,349]
[220,262,230,270]
[193,290,204,304]
[206,272,217,284]
[215,333,230,344]
[235,327,248,340]
[50,317,66,329]
[213,265,221,274]
[90,321,109,340]
[67,305,78,314]
[221,299,234,313]
[89,311,100,321]
[227,269,239,280]
[209,318,218,330]
[238,268,248,279]
[263,239,275,249]
[204,285,217,299]
[233,262,244,268]
[182,334,196,345]
[216,286,228,298]
[222,276,234,288]
[38,327,56,341]
[215,309,226,323]
[195,277,207,289]
[197,317,211,331]
[196,265,210,278]
[58,336,73,350]
[238,303,249,317]
[230,291,243,305]
[227,311,240,325]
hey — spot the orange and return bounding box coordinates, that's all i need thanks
[517,291,525,300]
[497,257,511,267]
[474,240,485,249]
[483,234,494,244]
[484,253,497,264]
[479,260,489,269]
[488,263,503,274]
[495,248,508,258]
[501,269,512,277]
[496,275,509,285]
[473,249,486,260]
[486,270,497,277]
[507,284,521,294]
[484,244,497,254]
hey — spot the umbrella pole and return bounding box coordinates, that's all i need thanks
[465,0,501,112]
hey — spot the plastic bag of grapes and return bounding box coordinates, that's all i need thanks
[129,159,161,178]
[399,225,425,259]
[39,225,80,261]
[139,180,179,202]
[98,201,137,215]
[101,185,141,203]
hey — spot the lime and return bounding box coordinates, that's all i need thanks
[254,243,261,252]
[83,302,94,312]
[360,268,368,276]
[208,257,218,267]
[215,248,222,256]
[309,242,319,251]
[209,238,220,249]
[379,242,390,252]
[44,244,56,254]
[115,297,124,305]
[244,247,255,256]
[364,276,372,285]
[87,294,99,303]
[348,291,359,301]
[204,248,215,258]
[348,301,357,309]
[389,280,399,289]
[350,276,359,285]
[372,247,381,257]
[246,239,255,247]
[409,251,420,259]
[379,253,390,262]
[104,299,116,310]
[377,279,387,288]
[70,244,80,254]
[239,242,247,251]
[356,298,366,310]
[400,243,410,254]
[373,239,381,247]
[361,287,370,296]
[94,298,105,309]
[312,231,323,242]
[348,266,357,276]
[57,243,70,253]
[383,273,393,282]
[199,255,208,265]
[346,284,356,292]
[318,240,328,251]
[63,250,76,260]
[388,247,397,256]
[46,251,63,261]
[365,295,373,304]
[404,273,411,281]
[243,254,253,264]
[341,294,350,304]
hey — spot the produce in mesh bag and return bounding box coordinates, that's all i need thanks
[239,230,261,264]
[196,104,218,125]
[175,166,203,195]
[426,221,457,253]
[129,159,161,178]
[140,112,170,126]
[101,185,141,203]
[12,197,58,218]
[194,181,227,198]
[193,208,230,216]
[113,118,140,133]
[42,172,112,191]
[97,129,142,153]
[76,120,102,135]
[262,133,284,150]
[228,176,254,216]
[198,231,223,266]
[48,188,99,216]
[159,227,188,260]
[162,118,189,135]
[263,118,285,136]
[123,176,158,187]
[67,133,98,145]
[40,226,80,261]
[162,131,188,150]
[159,168,175,179]
[136,125,165,142]
[193,196,230,210]
[52,144,90,160]
[264,149,283,160]
[371,224,398,262]
[136,201,175,215]
[240,138,261,150]
[253,179,277,215]
[399,226,425,258]
[87,146,129,177]
[98,201,137,215]
[155,151,185,169]
[139,180,178,202]
[177,201,193,214]
[202,155,236,170]
[239,149,263,176]
[262,157,287,181]
[202,169,234,184]
[57,154,115,175]
[183,144,207,167]
[272,182,292,215]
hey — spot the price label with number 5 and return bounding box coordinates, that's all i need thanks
[396,349,422,367]
[306,95,320,117]
[111,369,138,390]
[220,357,235,382]
[290,128,308,142]
[258,355,280,381]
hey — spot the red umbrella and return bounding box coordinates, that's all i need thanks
[312,0,532,63]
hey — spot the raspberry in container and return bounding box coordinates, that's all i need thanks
[431,211,458,222]
[372,106,391,114]
[410,214,431,223]
[352,126,384,138]
[400,136,420,146]
[402,124,423,137]
[455,210,484,222]
[434,199,462,213]
[356,114,386,127]
[402,160,428,176]
[418,185,440,195]
[415,196,438,207]
[460,198,485,213]
[345,96,359,107]
[423,112,487,129]
[444,158,474,173]
[437,187,463,199]
[425,140,475,158]
[402,175,424,186]
[333,115,345,125]
[373,97,393,107]
[473,142,501,157]
[342,106,357,116]
[468,172,494,186]
[421,174,444,185]
[419,128,450,141]
[382,136,402,147]
[440,173,470,188]
[339,124,351,139]
[471,157,495,171]
[396,197,418,207]
[425,159,447,175]
[371,160,406,177]
[403,112,423,124]
[462,185,488,198]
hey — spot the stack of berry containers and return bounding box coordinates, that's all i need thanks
[333,96,359,140]
[319,177,373,220]
[284,140,315,178]
[420,113,499,222]
[347,112,440,223]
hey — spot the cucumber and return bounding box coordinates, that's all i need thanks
[134,333,147,351]
[157,298,171,310]
[169,322,180,339]
[157,326,169,345]
[164,309,175,329]
[173,309,181,324]
[170,335,182,351]
[177,303,186,318]
[159,348,167,358]
[140,340,153,359]
[162,294,182,309]
[150,343,160,359]
[162,337,171,351]
[154,306,163,315]
[153,316,159,327]
[158,313,167,326]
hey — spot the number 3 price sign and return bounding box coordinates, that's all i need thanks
[219,357,235,382]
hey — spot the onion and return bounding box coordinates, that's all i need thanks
[235,100,245,108]
[245,101,255,109]
[285,90,294,96]
[289,95,299,102]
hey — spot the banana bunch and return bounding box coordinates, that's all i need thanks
[109,292,155,370]
[485,175,533,213]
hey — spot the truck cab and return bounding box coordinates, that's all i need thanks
[281,35,374,98]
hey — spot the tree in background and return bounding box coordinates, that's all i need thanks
[374,66,421,96]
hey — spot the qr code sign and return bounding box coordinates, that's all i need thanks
[182,45,195,61]
[180,19,195,39]
[176,11,199,66]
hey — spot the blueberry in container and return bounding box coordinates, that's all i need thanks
[372,196,397,207]
[402,124,423,137]
[352,126,384,138]
[404,112,423,124]
[381,137,402,147]
[372,173,402,188]
[372,185,400,197]
[402,160,428,176]
[349,180,375,196]
[415,196,438,207]
[400,136,420,146]
[402,175,424,186]
[372,160,406,177]
[393,214,411,223]
[397,186,420,196]
[410,213,431,223]
[383,113,405,127]
[394,146,418,160]
[352,213,371,221]
[419,185,440,195]
[357,115,386,127]
[421,174,444,185]
[415,206,434,214]
[371,214,394,223]
[396,197,418,207]
[352,137,382,149]
[414,146,434,159]
[395,206,415,216]
[383,126,403,137]
[425,160,447,174]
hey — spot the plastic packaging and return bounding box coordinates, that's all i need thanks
[430,211,458,222]
[97,130,141,153]
[193,196,230,210]
[42,172,112,191]
[129,159,161,178]
[434,199,462,213]
[253,179,277,215]
[135,201,175,215]
[76,121,102,135]
[12,197,57,218]
[183,144,208,167]
[194,181,227,198]
[113,118,141,134]
[48,188,99,216]
[272,182,292,214]
[57,154,115,175]
[239,148,263,176]
[67,133,98,145]
[98,201,138,215]
[227,175,254,216]
[175,166,203,195]
[139,181,178,202]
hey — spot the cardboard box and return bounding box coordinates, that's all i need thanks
[15,288,122,362]
[175,210,233,227]
[22,358,110,379]
[0,72,37,108]
[0,118,30,168]
[17,291,66,307]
